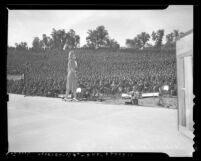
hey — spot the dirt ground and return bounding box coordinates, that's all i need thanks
[8,94,193,156]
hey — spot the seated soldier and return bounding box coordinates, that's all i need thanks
[158,82,170,107]
[159,83,170,97]
[67,90,74,99]
[83,89,90,99]
[91,87,102,101]
[111,80,118,94]
[76,86,82,100]
[131,86,140,105]
[98,80,105,94]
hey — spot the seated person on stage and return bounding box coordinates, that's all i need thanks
[158,82,170,107]
[159,82,170,97]
[83,89,90,99]
[130,86,140,105]
[103,80,111,94]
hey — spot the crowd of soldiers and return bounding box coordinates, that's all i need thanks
[7,49,177,99]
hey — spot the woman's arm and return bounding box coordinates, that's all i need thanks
[75,60,78,71]
[68,60,77,72]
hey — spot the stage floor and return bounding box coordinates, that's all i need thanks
[7,94,194,156]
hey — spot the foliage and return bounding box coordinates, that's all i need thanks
[86,26,109,49]
[126,32,150,49]
[32,37,43,52]
[165,30,184,48]
[31,29,80,52]
[151,29,164,49]
[86,26,120,50]
[105,38,120,50]
[65,29,80,49]
[13,27,184,52]
[15,42,28,51]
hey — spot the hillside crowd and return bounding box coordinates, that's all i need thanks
[7,49,177,98]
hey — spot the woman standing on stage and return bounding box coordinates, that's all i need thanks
[66,50,78,101]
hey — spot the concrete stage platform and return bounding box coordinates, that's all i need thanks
[7,94,194,156]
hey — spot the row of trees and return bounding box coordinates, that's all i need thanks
[32,29,80,52]
[13,26,184,51]
[14,42,28,51]
[14,26,120,52]
[126,29,184,50]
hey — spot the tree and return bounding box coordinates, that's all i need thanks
[50,28,58,49]
[31,28,80,52]
[105,38,120,50]
[165,32,174,47]
[151,29,164,49]
[86,30,98,49]
[41,34,55,50]
[125,38,141,49]
[50,28,80,50]
[173,30,185,41]
[32,37,43,52]
[47,37,54,50]
[134,37,143,49]
[15,42,28,51]
[151,31,157,42]
[125,32,150,50]
[74,35,80,48]
[64,29,80,50]
[137,32,150,49]
[173,30,179,41]
[165,30,184,48]
[126,39,135,48]
[86,25,109,49]
[59,29,68,49]
[41,34,49,50]
[51,28,67,50]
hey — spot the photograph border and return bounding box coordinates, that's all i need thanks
[1,1,200,160]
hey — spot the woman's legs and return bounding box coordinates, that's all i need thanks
[66,88,69,99]
[72,75,78,100]
[66,72,78,101]
[73,88,77,99]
